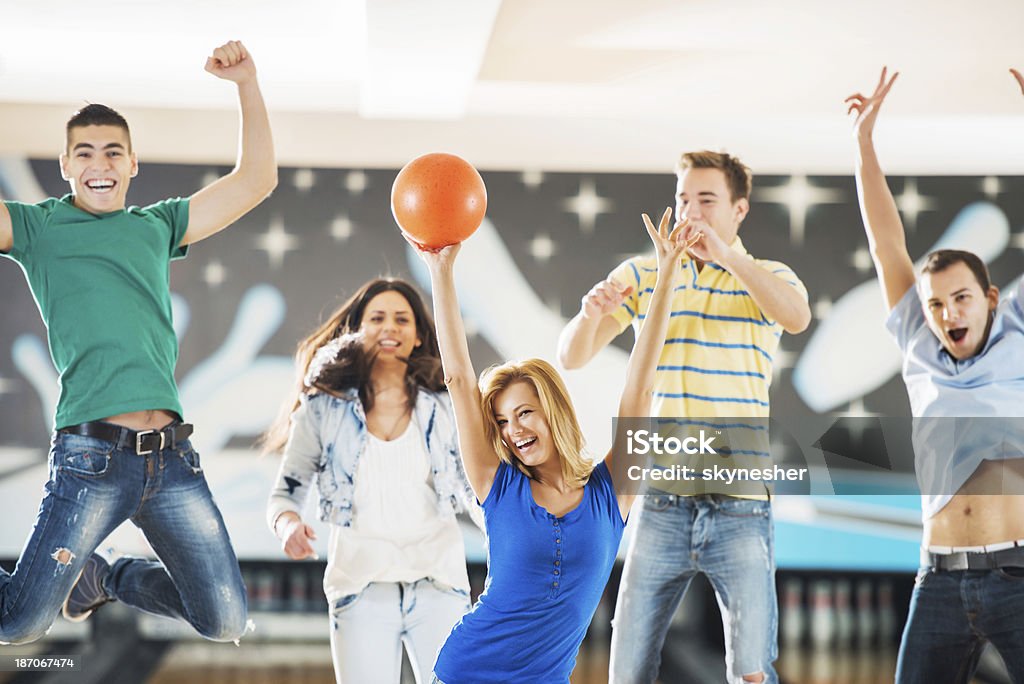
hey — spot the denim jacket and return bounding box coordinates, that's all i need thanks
[267,387,483,531]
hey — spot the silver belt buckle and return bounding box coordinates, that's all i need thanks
[135,429,166,455]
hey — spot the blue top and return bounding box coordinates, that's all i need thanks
[886,279,1024,518]
[433,460,626,683]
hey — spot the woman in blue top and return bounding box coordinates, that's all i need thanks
[411,209,692,684]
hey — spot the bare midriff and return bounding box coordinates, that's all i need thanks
[925,459,1024,548]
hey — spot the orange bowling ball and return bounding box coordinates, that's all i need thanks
[391,153,487,248]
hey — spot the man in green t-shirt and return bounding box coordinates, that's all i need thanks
[0,40,276,644]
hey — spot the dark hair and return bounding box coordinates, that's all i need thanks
[262,278,444,453]
[675,150,752,203]
[66,104,132,152]
[920,250,992,291]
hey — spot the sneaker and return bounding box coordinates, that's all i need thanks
[62,553,112,622]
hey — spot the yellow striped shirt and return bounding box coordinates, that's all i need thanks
[609,237,807,497]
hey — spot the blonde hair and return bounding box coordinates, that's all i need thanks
[479,358,592,488]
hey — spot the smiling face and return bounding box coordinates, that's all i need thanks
[357,290,421,361]
[493,380,554,468]
[675,167,748,247]
[919,261,999,360]
[60,124,137,215]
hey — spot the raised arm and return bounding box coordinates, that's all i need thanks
[607,209,688,513]
[412,241,500,502]
[0,202,11,254]
[557,278,632,369]
[182,40,277,247]
[846,67,915,312]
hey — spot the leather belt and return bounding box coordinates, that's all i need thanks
[924,545,1024,572]
[59,421,194,456]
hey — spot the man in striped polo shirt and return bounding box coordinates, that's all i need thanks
[559,151,810,683]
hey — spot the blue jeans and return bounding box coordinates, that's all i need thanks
[610,493,778,684]
[0,431,247,644]
[896,567,1024,683]
[331,580,469,684]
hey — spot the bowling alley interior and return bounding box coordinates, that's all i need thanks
[2,1,1024,683]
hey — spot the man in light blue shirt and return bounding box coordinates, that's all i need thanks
[848,67,1024,682]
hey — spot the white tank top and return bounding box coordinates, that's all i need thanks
[323,415,470,602]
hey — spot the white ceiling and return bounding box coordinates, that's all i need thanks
[2,0,1024,173]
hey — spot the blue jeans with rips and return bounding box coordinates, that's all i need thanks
[0,430,247,644]
[609,493,778,684]
[896,566,1024,683]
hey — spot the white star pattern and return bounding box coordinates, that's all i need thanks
[837,398,884,446]
[293,169,316,192]
[254,217,300,270]
[894,178,937,233]
[345,171,368,194]
[330,215,354,242]
[521,169,544,189]
[850,247,874,274]
[563,179,614,234]
[755,176,845,246]
[203,260,227,288]
[813,296,833,320]
[982,176,1003,199]
[527,234,557,262]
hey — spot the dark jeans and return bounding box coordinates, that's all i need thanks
[896,567,1024,683]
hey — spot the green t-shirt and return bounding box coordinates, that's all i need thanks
[3,195,190,429]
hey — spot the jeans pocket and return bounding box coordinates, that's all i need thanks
[54,434,115,477]
[427,578,470,602]
[717,497,769,518]
[330,591,364,616]
[996,566,1024,582]
[914,567,934,587]
[176,442,203,474]
[643,494,674,512]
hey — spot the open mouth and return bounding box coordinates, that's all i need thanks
[514,437,537,452]
[948,328,968,343]
[378,340,400,349]
[85,179,116,194]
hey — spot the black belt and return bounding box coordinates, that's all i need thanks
[924,545,1024,571]
[60,421,194,456]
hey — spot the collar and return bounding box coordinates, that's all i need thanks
[679,234,748,267]
[59,193,125,219]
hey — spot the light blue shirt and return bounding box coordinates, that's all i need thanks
[886,279,1024,518]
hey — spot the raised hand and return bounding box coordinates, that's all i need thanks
[403,233,461,273]
[642,207,691,273]
[845,66,899,142]
[205,40,257,84]
[1012,68,1024,96]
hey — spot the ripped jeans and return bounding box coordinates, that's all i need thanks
[610,493,778,684]
[0,430,247,644]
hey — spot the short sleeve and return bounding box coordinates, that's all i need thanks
[2,200,48,263]
[765,261,808,300]
[886,284,925,353]
[141,197,190,260]
[608,257,645,333]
